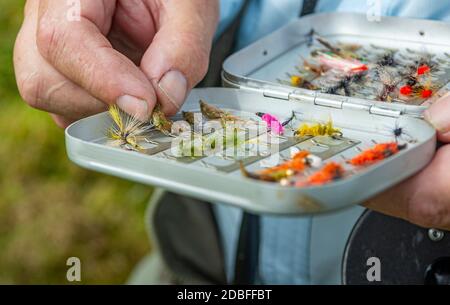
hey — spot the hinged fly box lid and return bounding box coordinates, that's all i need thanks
[223,13,450,117]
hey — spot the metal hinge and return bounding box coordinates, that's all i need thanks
[263,88,291,100]
[369,105,402,118]
[314,96,344,109]
[241,84,404,118]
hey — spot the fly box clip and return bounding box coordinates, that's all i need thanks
[66,13,447,215]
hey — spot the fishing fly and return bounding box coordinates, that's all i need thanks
[294,118,343,138]
[347,142,407,167]
[152,104,174,136]
[106,105,151,152]
[385,121,417,144]
[375,67,400,102]
[200,99,240,125]
[240,151,321,183]
[255,112,296,135]
[296,162,345,187]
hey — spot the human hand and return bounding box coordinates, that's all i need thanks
[14,0,219,127]
[365,94,450,230]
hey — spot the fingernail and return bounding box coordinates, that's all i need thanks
[424,97,450,133]
[116,95,149,122]
[158,70,188,110]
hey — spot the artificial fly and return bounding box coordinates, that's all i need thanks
[182,111,196,126]
[255,112,296,135]
[152,104,174,136]
[312,31,362,60]
[288,74,318,90]
[348,142,407,167]
[323,72,366,96]
[200,99,240,125]
[376,67,400,102]
[240,151,322,183]
[294,119,343,138]
[106,105,150,151]
[316,52,368,74]
[296,162,345,187]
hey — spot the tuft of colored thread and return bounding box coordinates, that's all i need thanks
[421,89,433,99]
[290,75,303,87]
[417,65,431,75]
[399,85,413,96]
[261,113,285,135]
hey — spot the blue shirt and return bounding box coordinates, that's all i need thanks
[215,0,450,285]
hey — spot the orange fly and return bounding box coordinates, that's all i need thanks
[240,151,312,182]
[296,162,345,187]
[348,142,406,167]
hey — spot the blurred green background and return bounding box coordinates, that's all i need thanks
[0,1,152,284]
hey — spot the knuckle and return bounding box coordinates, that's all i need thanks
[407,200,445,228]
[36,18,62,61]
[17,73,44,110]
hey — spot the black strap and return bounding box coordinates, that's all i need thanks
[233,212,261,285]
[300,0,319,17]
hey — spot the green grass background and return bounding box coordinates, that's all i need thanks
[0,1,152,284]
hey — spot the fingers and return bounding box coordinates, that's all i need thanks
[424,93,450,142]
[365,145,450,230]
[140,0,219,115]
[36,0,156,121]
[51,114,77,129]
[14,0,106,121]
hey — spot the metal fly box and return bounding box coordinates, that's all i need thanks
[66,13,447,215]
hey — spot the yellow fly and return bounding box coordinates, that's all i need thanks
[294,119,342,137]
[107,105,149,151]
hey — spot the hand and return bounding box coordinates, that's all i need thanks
[365,94,450,230]
[14,0,219,127]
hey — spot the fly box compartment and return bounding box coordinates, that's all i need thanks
[66,13,445,215]
[66,87,436,215]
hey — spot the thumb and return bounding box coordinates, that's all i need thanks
[140,0,219,116]
[424,93,450,142]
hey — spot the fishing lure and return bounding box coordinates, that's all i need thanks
[174,128,248,158]
[315,52,368,74]
[301,59,327,77]
[376,52,398,67]
[294,119,343,138]
[288,74,317,90]
[323,72,367,96]
[376,67,400,102]
[106,105,150,151]
[296,162,345,187]
[240,151,320,183]
[400,79,438,99]
[348,142,407,167]
[256,113,284,135]
[414,84,436,99]
[199,100,239,122]
[182,111,196,125]
[390,122,416,143]
[255,112,296,135]
[152,104,174,136]
[313,34,362,60]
